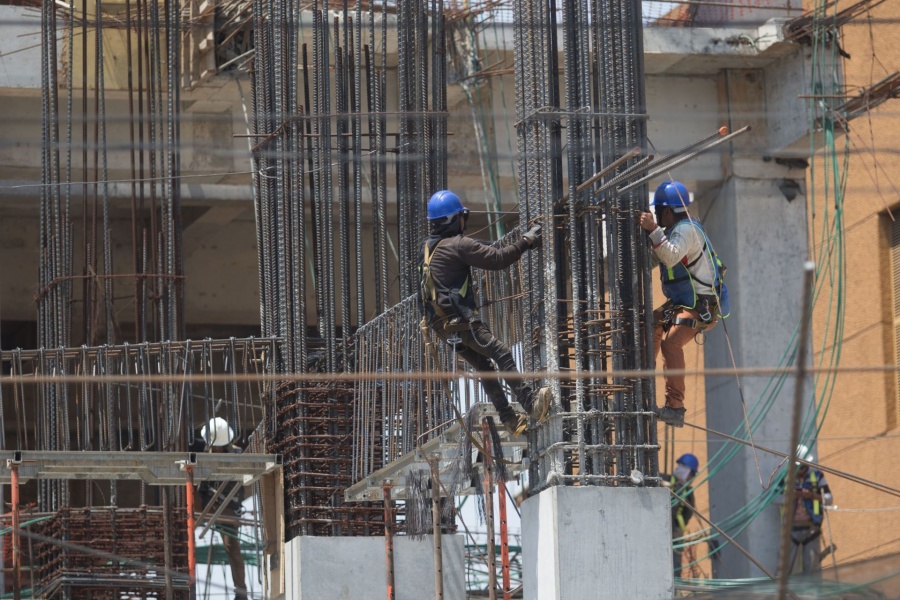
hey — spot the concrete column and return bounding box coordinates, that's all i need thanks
[521,486,673,599]
[701,169,809,578]
[282,535,466,600]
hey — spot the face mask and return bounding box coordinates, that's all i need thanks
[674,464,692,483]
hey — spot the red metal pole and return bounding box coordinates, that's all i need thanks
[184,464,197,588]
[9,460,21,600]
[383,483,395,600]
[498,481,511,600]
[481,420,497,600]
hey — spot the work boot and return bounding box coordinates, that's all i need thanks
[498,407,528,437]
[524,387,551,423]
[655,405,686,428]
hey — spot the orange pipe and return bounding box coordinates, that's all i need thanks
[498,481,511,600]
[185,465,197,587]
[383,483,395,600]
[10,461,21,600]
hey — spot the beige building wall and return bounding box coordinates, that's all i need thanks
[656,4,900,577]
[810,0,900,568]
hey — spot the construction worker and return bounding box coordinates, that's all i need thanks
[780,444,834,575]
[420,190,551,436]
[640,180,728,428]
[664,453,699,577]
[198,417,248,600]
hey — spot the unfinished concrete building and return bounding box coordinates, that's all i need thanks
[0,0,898,596]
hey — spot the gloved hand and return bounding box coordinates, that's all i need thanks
[523,225,542,247]
[639,212,658,232]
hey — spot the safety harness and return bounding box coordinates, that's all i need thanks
[671,475,689,532]
[801,470,823,526]
[659,219,730,325]
[421,238,474,332]
[421,238,447,311]
[780,469,825,548]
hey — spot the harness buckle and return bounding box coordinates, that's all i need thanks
[673,316,700,330]
[658,303,677,332]
[697,295,718,324]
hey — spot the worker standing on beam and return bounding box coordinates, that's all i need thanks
[664,453,699,577]
[198,417,248,600]
[640,180,729,428]
[420,190,551,436]
[778,444,834,575]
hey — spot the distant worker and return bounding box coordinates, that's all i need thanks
[780,444,834,575]
[640,180,729,428]
[664,453,699,577]
[420,190,551,436]
[198,417,248,600]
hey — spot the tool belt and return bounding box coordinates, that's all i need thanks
[672,316,712,331]
[426,282,479,334]
[790,525,821,545]
[432,313,476,334]
[660,296,718,332]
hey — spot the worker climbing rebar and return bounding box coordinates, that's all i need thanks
[419,190,551,436]
[640,180,730,428]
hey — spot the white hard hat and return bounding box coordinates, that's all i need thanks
[200,417,234,447]
[796,444,815,465]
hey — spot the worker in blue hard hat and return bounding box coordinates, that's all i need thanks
[420,190,550,436]
[640,180,730,428]
[664,452,700,577]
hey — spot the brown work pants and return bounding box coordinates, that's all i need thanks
[653,304,718,410]
[217,507,247,597]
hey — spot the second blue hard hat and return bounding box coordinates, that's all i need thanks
[651,180,691,210]
[676,453,699,472]
[427,190,468,221]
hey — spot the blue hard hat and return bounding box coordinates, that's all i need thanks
[651,180,691,210]
[676,453,699,472]
[427,190,467,221]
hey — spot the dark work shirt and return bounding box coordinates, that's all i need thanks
[425,234,529,290]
